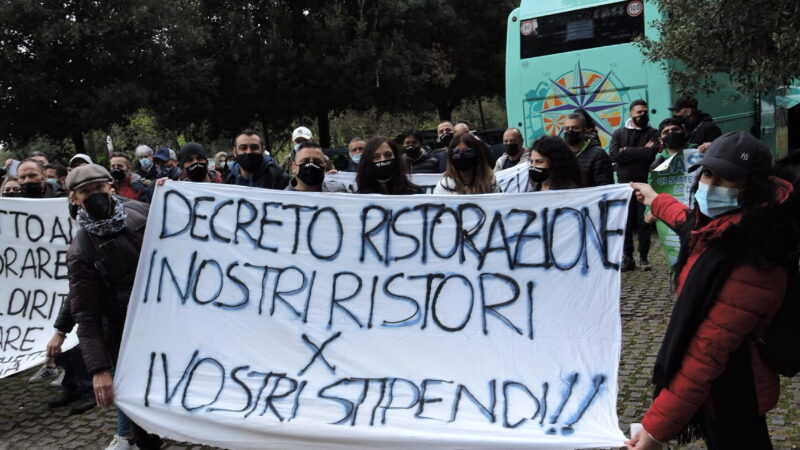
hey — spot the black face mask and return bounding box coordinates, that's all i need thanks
[438,132,454,148]
[20,182,44,198]
[110,168,126,181]
[83,193,113,219]
[563,131,583,147]
[633,114,649,128]
[237,153,263,173]
[68,202,79,219]
[373,160,394,181]
[528,166,550,183]
[2,191,22,198]
[156,166,173,178]
[404,145,422,160]
[662,132,687,150]
[186,162,208,182]
[297,162,325,186]
[451,148,477,171]
[504,143,521,157]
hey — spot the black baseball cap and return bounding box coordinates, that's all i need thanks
[688,131,772,179]
[668,96,698,112]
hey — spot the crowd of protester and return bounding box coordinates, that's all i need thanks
[1,95,798,450]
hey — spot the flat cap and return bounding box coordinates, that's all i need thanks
[66,164,112,191]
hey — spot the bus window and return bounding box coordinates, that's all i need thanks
[520,1,645,59]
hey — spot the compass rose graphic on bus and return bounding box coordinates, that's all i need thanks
[536,62,628,148]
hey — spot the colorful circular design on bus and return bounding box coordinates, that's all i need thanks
[537,62,627,148]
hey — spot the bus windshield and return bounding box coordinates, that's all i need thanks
[520,1,645,59]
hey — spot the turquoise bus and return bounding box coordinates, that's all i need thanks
[504,0,790,158]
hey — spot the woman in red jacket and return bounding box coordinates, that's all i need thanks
[626,132,797,450]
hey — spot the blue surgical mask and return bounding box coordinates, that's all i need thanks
[694,181,741,218]
[351,153,362,164]
[46,178,59,185]
[293,143,301,151]
[140,158,152,169]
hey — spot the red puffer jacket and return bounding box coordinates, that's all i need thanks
[641,178,794,442]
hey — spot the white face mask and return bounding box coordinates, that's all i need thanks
[694,181,741,218]
[351,153,362,164]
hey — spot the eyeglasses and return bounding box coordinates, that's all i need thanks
[237,144,261,151]
[452,147,476,156]
[298,158,325,166]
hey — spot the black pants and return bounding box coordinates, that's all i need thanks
[132,422,161,450]
[55,347,93,399]
[703,415,773,450]
[623,192,651,260]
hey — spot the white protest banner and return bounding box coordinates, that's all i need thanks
[0,198,78,378]
[326,162,530,194]
[116,181,630,449]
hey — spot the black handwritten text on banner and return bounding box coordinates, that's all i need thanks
[0,198,78,378]
[115,181,630,449]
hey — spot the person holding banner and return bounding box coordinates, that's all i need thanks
[525,135,582,192]
[355,136,423,194]
[627,132,798,450]
[285,141,349,192]
[434,132,499,195]
[65,164,161,450]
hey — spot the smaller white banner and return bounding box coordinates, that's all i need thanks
[0,198,79,378]
[326,162,530,193]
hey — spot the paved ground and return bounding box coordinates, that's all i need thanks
[1,241,797,449]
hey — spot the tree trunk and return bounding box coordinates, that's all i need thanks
[317,106,331,148]
[437,102,455,122]
[477,97,487,130]
[71,131,86,156]
[261,119,272,152]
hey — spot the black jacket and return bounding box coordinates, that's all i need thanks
[609,124,659,182]
[686,111,722,146]
[224,155,291,189]
[577,145,614,187]
[68,200,148,374]
[405,148,440,174]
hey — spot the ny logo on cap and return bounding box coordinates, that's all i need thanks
[740,152,750,161]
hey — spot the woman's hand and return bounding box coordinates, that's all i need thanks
[624,428,664,449]
[644,211,656,224]
[630,182,657,206]
[93,371,114,408]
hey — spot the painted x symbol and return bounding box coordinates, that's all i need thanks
[298,331,342,376]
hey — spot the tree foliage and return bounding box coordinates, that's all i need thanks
[0,0,195,156]
[640,0,800,95]
[0,0,514,153]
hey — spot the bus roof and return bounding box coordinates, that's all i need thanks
[518,0,630,18]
